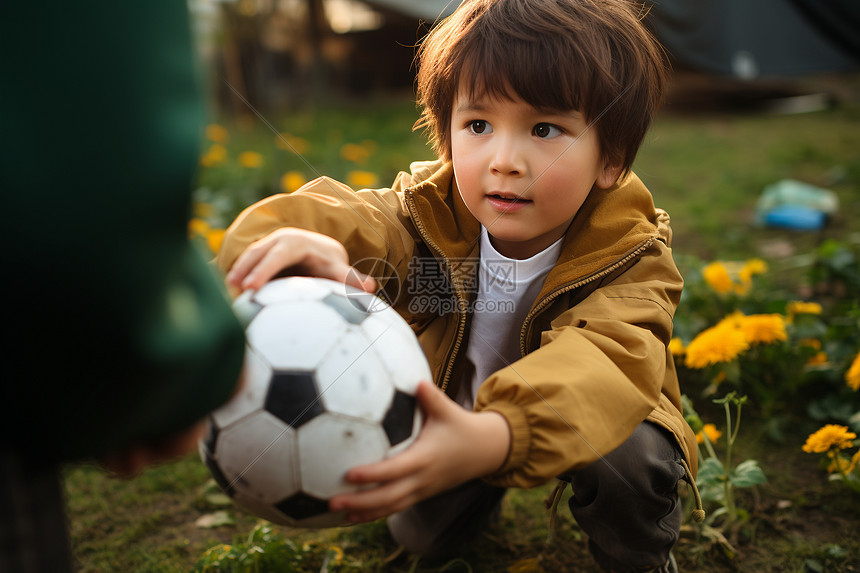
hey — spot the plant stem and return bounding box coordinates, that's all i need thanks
[723,399,736,526]
[701,432,718,461]
[831,449,854,488]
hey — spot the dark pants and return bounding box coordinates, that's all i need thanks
[0,453,74,573]
[387,421,686,572]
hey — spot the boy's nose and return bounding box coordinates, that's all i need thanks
[489,136,525,176]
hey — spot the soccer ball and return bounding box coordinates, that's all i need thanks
[199,277,428,528]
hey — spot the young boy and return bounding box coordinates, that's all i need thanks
[217,0,700,570]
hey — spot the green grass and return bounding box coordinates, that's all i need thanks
[66,73,860,572]
[635,99,860,260]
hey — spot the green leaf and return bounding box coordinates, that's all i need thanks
[194,511,236,529]
[729,459,767,488]
[823,544,847,559]
[697,457,727,503]
[698,457,726,482]
[204,492,234,507]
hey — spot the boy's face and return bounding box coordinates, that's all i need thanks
[451,85,620,260]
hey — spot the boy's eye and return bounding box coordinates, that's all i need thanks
[533,123,562,139]
[469,120,492,135]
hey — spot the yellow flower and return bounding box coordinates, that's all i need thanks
[205,124,229,143]
[807,352,828,366]
[275,133,309,154]
[742,258,768,276]
[684,323,750,369]
[733,274,752,296]
[737,313,787,345]
[826,452,854,474]
[200,144,227,167]
[716,311,745,329]
[238,151,264,168]
[188,217,211,237]
[786,301,823,316]
[206,228,226,254]
[326,546,344,565]
[340,142,373,164]
[696,423,722,444]
[668,337,685,356]
[802,424,857,453]
[850,450,860,474]
[347,170,378,189]
[847,352,860,391]
[702,262,733,294]
[281,171,307,193]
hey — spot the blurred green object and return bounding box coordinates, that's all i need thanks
[755,179,839,230]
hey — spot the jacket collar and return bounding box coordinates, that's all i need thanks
[398,160,481,262]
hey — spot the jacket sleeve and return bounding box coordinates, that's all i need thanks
[474,241,683,488]
[217,177,419,295]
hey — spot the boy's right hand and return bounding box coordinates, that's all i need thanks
[225,228,377,293]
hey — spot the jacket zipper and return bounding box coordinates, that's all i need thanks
[519,237,656,356]
[404,187,469,393]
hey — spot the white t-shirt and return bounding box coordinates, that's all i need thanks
[456,226,564,408]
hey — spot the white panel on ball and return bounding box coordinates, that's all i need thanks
[252,276,332,306]
[315,328,394,422]
[216,411,299,503]
[362,314,432,395]
[297,414,388,499]
[247,302,343,370]
[211,346,271,429]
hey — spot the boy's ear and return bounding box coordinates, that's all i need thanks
[595,162,623,190]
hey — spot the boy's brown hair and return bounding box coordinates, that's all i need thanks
[415,0,668,177]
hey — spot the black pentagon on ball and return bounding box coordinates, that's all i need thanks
[202,416,220,455]
[322,292,369,324]
[275,492,331,520]
[203,454,235,496]
[382,390,417,446]
[201,419,235,496]
[265,370,325,428]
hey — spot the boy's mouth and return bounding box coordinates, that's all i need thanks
[487,193,529,203]
[486,193,531,212]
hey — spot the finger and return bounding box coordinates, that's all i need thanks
[330,478,419,520]
[325,262,377,293]
[342,267,378,293]
[226,241,273,289]
[415,380,453,419]
[240,244,303,291]
[345,444,424,485]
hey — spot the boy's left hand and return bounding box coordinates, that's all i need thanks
[328,381,511,523]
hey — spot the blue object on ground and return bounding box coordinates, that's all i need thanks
[763,205,828,231]
[755,179,838,231]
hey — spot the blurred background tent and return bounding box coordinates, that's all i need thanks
[650,0,859,78]
[649,0,860,113]
[194,0,860,117]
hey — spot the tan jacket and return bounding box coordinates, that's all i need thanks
[218,159,698,488]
